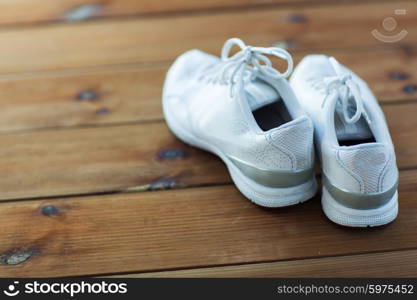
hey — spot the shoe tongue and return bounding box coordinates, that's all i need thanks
[334,103,373,141]
[244,79,280,111]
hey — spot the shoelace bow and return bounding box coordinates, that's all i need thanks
[203,38,293,97]
[322,57,371,124]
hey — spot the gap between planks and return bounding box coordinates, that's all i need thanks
[0,0,400,28]
[104,248,417,278]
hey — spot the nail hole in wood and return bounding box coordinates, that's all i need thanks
[76,90,99,101]
[158,149,186,160]
[389,72,409,80]
[403,84,417,94]
[95,107,110,115]
[2,249,38,265]
[286,14,307,23]
[40,205,59,216]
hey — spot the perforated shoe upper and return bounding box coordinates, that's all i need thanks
[290,55,398,195]
[163,40,315,175]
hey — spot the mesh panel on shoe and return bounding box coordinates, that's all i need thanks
[381,156,398,191]
[213,118,294,170]
[245,141,293,169]
[268,118,314,170]
[337,145,390,193]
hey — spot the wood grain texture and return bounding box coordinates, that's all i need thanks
[0,1,415,73]
[0,122,228,201]
[0,102,414,200]
[115,249,417,277]
[0,64,167,132]
[0,0,382,26]
[0,47,416,133]
[0,0,415,279]
[0,169,416,277]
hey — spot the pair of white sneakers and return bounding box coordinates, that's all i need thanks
[162,38,398,227]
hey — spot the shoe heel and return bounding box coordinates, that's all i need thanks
[227,160,318,207]
[321,185,398,227]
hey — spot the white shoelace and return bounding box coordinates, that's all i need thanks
[202,38,293,97]
[322,57,371,124]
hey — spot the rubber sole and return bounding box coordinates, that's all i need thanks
[322,186,398,227]
[162,97,317,207]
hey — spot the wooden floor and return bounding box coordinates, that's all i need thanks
[0,0,416,278]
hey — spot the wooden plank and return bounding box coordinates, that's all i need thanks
[336,48,417,104]
[115,249,417,277]
[0,64,167,132]
[0,0,383,26]
[0,122,228,200]
[0,102,415,201]
[0,1,415,73]
[385,103,417,168]
[0,169,416,277]
[0,47,416,133]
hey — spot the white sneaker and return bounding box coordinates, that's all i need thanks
[291,55,399,227]
[163,38,317,207]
